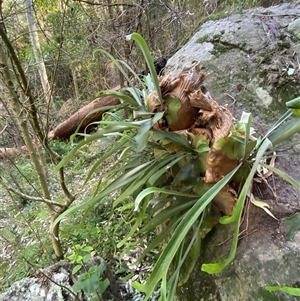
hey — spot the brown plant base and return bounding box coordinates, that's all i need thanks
[147,63,238,214]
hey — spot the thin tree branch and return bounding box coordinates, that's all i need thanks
[0,179,65,208]
[73,0,140,7]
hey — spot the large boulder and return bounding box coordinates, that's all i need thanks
[166,2,300,301]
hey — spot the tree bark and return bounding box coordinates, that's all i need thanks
[24,0,56,113]
[0,23,67,258]
[48,94,120,140]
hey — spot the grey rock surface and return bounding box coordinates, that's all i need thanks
[166,2,300,301]
[0,257,122,301]
[0,263,75,301]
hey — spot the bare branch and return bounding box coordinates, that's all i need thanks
[0,179,65,208]
[73,0,140,7]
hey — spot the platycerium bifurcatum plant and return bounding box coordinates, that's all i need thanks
[53,33,300,300]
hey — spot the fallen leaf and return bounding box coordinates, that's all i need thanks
[250,196,278,220]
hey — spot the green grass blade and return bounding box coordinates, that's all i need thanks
[240,112,252,160]
[268,117,300,145]
[117,59,145,87]
[178,219,202,287]
[56,124,139,170]
[142,199,196,232]
[113,154,179,208]
[113,154,181,208]
[97,89,138,107]
[135,187,198,211]
[132,165,240,299]
[260,162,300,190]
[83,140,128,185]
[147,153,187,186]
[201,138,272,274]
[266,285,300,297]
[134,216,183,266]
[124,87,144,107]
[286,96,300,109]
[117,211,146,248]
[53,161,154,229]
[126,33,163,103]
[286,96,300,115]
[93,48,134,88]
[166,241,184,301]
[263,109,292,140]
[152,129,193,151]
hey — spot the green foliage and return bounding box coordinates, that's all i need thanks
[0,206,54,290]
[72,264,110,301]
[67,244,94,274]
[48,140,71,156]
[67,244,110,300]
[53,34,300,300]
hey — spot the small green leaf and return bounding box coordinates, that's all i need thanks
[72,265,82,275]
[282,212,300,240]
[172,161,199,186]
[83,254,91,263]
[213,137,238,160]
[135,119,152,152]
[82,246,93,252]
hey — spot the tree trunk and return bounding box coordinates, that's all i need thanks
[48,93,120,140]
[0,25,64,259]
[24,0,56,113]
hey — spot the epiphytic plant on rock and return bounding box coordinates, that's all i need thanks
[54,34,300,300]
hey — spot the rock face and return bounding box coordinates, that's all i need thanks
[0,258,122,301]
[167,2,300,119]
[166,2,300,301]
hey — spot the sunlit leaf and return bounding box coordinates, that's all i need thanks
[126,33,163,103]
[266,285,300,297]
